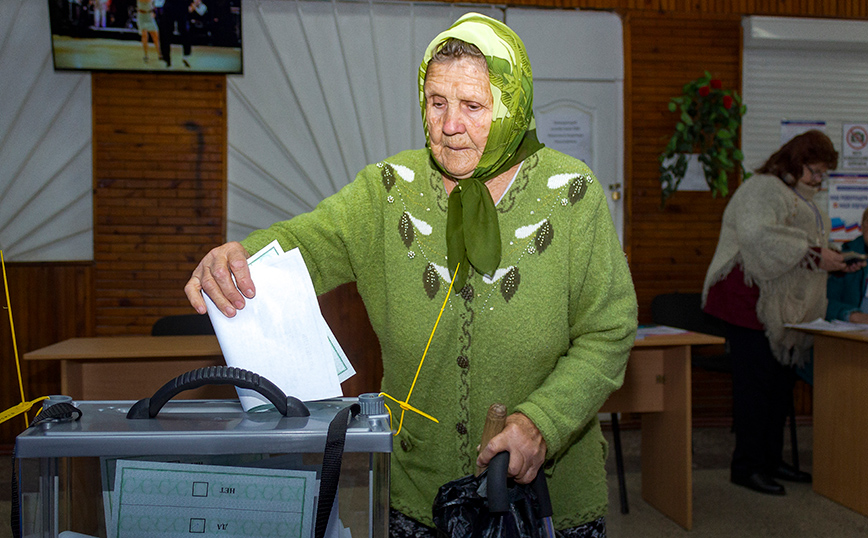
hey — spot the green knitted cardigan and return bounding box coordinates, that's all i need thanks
[241,147,638,529]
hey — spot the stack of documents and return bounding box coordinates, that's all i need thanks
[204,241,355,409]
[784,318,868,332]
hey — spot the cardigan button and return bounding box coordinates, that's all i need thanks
[400,439,411,452]
[456,355,469,369]
[456,422,467,435]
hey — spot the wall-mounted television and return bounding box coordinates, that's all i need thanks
[47,0,242,74]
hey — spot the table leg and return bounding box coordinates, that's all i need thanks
[639,345,692,530]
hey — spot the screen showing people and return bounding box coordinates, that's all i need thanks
[47,0,242,73]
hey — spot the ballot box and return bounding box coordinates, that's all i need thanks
[14,396,392,538]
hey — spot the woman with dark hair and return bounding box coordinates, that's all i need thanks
[702,129,863,495]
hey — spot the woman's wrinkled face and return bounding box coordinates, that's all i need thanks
[424,57,493,179]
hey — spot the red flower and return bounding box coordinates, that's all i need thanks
[698,85,710,97]
[723,95,733,109]
[711,79,723,89]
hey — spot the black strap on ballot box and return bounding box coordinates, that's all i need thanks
[316,402,361,538]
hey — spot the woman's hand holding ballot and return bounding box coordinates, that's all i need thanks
[185,241,255,317]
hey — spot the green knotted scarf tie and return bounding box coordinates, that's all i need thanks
[420,13,544,291]
[446,177,500,293]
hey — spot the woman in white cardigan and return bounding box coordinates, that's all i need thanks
[702,130,862,496]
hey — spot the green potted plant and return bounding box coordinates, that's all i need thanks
[658,71,749,206]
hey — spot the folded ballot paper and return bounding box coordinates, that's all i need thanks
[204,241,355,409]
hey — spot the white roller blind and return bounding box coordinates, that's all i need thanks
[742,16,868,173]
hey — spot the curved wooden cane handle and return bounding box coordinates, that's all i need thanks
[476,402,507,476]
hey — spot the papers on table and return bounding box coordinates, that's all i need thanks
[635,324,689,340]
[784,318,868,332]
[204,241,354,409]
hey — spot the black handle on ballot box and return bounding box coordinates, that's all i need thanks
[127,366,310,419]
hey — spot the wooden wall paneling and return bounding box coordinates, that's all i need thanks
[0,262,93,445]
[623,12,744,426]
[92,73,227,336]
[624,12,742,323]
[446,0,868,16]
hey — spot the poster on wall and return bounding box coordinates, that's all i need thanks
[842,123,868,170]
[781,120,825,145]
[535,103,593,168]
[828,174,868,243]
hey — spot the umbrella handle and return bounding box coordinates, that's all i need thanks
[476,402,507,476]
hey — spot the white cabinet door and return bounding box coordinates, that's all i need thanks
[508,9,625,242]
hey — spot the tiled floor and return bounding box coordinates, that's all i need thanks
[604,425,868,537]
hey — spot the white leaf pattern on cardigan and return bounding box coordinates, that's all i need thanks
[515,219,548,239]
[547,173,576,189]
[407,213,433,235]
[482,266,513,284]
[388,162,415,183]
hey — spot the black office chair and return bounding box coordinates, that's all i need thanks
[649,292,800,468]
[151,313,215,336]
[651,292,730,372]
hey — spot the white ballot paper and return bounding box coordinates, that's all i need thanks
[246,242,356,385]
[110,459,317,538]
[204,242,351,408]
[784,317,868,332]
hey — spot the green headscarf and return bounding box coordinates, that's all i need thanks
[419,13,544,291]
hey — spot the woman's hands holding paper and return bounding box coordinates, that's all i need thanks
[185,241,255,317]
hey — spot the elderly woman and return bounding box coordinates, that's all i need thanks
[186,13,637,536]
[703,130,862,496]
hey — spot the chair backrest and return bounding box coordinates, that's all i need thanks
[650,292,726,338]
[651,292,731,373]
[151,313,215,336]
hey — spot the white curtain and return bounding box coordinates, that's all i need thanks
[0,0,92,261]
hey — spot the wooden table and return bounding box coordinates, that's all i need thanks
[25,330,720,529]
[798,329,868,517]
[601,330,724,530]
[23,335,230,400]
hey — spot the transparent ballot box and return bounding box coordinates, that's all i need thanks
[14,397,391,538]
